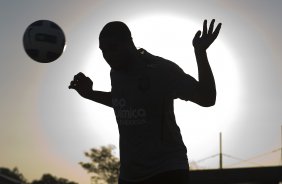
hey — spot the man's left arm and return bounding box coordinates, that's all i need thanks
[189,19,222,107]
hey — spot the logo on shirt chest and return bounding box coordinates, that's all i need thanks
[112,98,147,126]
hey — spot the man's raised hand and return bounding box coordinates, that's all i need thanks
[69,72,93,99]
[193,19,222,51]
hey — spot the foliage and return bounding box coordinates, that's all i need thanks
[0,167,27,183]
[80,144,120,184]
[31,173,78,184]
[0,167,77,184]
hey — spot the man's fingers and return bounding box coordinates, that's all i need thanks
[208,19,215,35]
[69,81,78,89]
[203,20,207,35]
[212,23,222,39]
[194,30,201,38]
[77,72,85,76]
[74,72,86,81]
[69,84,74,89]
[193,30,201,46]
[69,83,75,89]
[69,72,91,90]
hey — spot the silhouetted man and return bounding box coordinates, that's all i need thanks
[69,19,221,184]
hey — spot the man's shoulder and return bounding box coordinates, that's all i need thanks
[139,48,180,70]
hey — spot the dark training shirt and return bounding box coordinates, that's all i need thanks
[110,49,197,182]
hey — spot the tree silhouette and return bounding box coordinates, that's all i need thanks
[0,167,78,184]
[0,167,27,184]
[79,145,120,184]
[31,173,78,184]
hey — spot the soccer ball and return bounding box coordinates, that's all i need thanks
[23,20,66,63]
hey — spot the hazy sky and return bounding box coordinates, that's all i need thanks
[1,0,282,183]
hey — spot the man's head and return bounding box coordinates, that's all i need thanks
[99,21,137,70]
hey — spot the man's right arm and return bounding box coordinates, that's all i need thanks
[69,72,112,108]
[85,91,112,107]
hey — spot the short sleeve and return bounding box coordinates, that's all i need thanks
[140,50,198,101]
[166,61,198,101]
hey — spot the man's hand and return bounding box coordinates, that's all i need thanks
[69,72,93,99]
[193,19,222,51]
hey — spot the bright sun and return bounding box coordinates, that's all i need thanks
[82,14,242,161]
